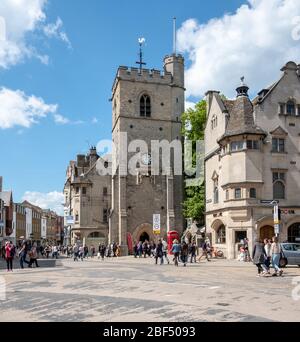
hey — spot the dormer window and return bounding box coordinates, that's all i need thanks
[140,94,151,117]
[287,100,296,116]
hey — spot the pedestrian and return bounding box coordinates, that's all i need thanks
[5,241,14,272]
[100,244,106,260]
[137,241,143,258]
[171,239,181,267]
[79,246,84,261]
[73,244,79,261]
[162,238,170,264]
[189,242,197,263]
[252,239,268,277]
[155,239,164,265]
[133,242,138,258]
[52,245,58,259]
[116,244,121,257]
[181,241,189,267]
[18,239,29,269]
[28,244,39,268]
[264,238,272,273]
[198,241,210,262]
[84,245,89,258]
[271,236,283,277]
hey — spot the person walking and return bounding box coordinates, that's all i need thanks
[5,241,14,272]
[73,244,79,261]
[99,244,106,260]
[171,239,181,267]
[18,239,29,269]
[271,236,283,277]
[28,244,39,268]
[198,241,210,262]
[162,239,170,264]
[264,238,272,273]
[181,241,189,267]
[155,239,164,265]
[252,239,268,277]
[189,242,197,263]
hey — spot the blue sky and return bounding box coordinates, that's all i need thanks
[1,0,300,213]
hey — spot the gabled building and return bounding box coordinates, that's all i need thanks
[64,147,111,247]
[205,62,300,259]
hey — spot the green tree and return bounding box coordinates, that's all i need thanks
[182,100,207,224]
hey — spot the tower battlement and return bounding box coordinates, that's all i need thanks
[116,66,173,83]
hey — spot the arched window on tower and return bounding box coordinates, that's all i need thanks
[140,94,151,117]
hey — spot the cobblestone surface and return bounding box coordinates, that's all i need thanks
[0,257,300,322]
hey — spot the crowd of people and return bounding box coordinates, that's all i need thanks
[133,239,212,267]
[0,235,286,277]
[252,236,284,277]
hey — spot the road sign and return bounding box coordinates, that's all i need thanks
[66,216,75,225]
[274,224,280,236]
[260,200,279,205]
[274,204,280,225]
[153,214,160,235]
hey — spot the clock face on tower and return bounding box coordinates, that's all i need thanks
[141,153,151,166]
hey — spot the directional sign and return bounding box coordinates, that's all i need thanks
[153,214,161,235]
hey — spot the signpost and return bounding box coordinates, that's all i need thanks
[273,202,281,237]
[153,214,161,235]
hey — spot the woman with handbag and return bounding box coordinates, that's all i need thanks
[271,236,283,277]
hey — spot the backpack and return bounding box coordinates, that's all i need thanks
[10,246,16,258]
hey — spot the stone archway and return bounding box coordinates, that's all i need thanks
[132,223,155,244]
[260,226,275,240]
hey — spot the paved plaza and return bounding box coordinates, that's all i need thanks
[0,257,300,322]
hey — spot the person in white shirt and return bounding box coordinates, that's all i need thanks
[162,239,170,264]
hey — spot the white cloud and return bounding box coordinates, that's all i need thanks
[0,0,71,69]
[43,17,72,49]
[54,114,70,125]
[185,101,196,111]
[178,0,300,98]
[22,191,64,216]
[0,87,57,129]
[92,117,98,124]
[0,0,46,68]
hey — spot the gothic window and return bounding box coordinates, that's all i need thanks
[213,179,219,204]
[287,101,296,116]
[272,138,285,153]
[250,188,257,199]
[140,94,151,117]
[273,180,285,199]
[216,225,226,244]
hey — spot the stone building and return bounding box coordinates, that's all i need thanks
[12,203,26,245]
[109,53,185,254]
[205,61,300,259]
[22,201,42,243]
[0,177,13,243]
[63,147,111,247]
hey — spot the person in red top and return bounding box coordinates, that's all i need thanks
[5,241,14,272]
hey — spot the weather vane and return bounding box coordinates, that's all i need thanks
[136,37,146,74]
[241,76,245,84]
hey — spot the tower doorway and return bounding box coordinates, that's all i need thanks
[139,232,150,243]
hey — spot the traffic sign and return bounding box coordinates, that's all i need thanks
[153,214,160,235]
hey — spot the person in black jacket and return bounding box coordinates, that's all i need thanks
[155,239,164,265]
[252,239,268,277]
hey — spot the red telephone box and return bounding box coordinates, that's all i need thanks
[167,230,180,254]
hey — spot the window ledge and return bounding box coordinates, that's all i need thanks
[271,151,288,155]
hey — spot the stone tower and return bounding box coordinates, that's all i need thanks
[109,53,185,254]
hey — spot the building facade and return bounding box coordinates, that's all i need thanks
[205,61,300,259]
[63,147,111,247]
[110,53,185,254]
